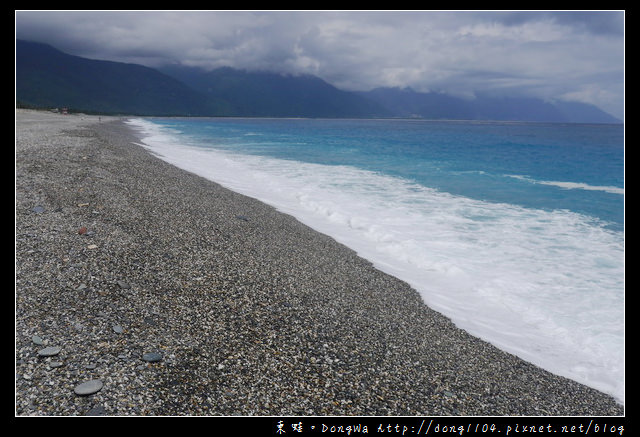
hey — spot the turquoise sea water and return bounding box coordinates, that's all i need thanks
[128,117,624,404]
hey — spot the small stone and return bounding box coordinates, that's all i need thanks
[32,205,45,213]
[49,361,64,368]
[87,244,98,250]
[116,280,130,289]
[32,335,44,345]
[85,405,108,416]
[78,226,88,235]
[112,325,124,334]
[74,379,103,396]
[37,346,61,357]
[142,352,163,363]
[143,316,157,326]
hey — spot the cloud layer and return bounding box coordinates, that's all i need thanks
[15,10,624,119]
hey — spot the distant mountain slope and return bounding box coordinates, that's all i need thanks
[16,39,621,123]
[159,65,391,118]
[358,87,621,124]
[16,39,223,116]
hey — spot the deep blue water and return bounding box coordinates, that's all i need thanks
[128,117,625,403]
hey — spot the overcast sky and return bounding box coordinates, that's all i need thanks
[15,10,625,119]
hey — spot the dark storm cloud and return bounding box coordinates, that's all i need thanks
[15,10,624,119]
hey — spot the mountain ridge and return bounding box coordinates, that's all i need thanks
[16,39,621,123]
[158,64,392,118]
[16,39,222,116]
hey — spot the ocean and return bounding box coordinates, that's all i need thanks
[126,117,624,404]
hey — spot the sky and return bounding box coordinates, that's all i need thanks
[15,10,625,120]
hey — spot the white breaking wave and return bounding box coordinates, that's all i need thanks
[127,118,625,404]
[506,174,624,195]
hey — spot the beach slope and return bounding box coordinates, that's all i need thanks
[15,110,623,416]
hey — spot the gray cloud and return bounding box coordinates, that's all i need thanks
[15,10,624,119]
[494,11,624,36]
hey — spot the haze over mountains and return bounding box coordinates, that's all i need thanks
[16,39,621,123]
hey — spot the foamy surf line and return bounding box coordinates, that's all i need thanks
[506,174,624,195]
[126,118,624,405]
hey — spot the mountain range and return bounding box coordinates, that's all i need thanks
[16,39,621,123]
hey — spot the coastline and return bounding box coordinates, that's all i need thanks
[15,110,623,416]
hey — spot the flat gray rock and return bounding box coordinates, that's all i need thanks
[74,379,104,396]
[142,352,163,362]
[85,405,108,416]
[37,346,61,357]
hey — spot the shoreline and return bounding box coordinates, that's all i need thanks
[15,110,623,416]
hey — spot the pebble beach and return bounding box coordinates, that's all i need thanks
[15,109,624,416]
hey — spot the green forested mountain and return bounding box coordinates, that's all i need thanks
[16,39,224,116]
[16,39,621,123]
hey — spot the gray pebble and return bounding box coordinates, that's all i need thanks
[31,335,44,345]
[85,405,108,416]
[37,346,61,357]
[74,379,104,396]
[112,325,124,334]
[142,352,163,362]
[116,280,130,289]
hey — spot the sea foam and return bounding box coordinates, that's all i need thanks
[506,174,625,195]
